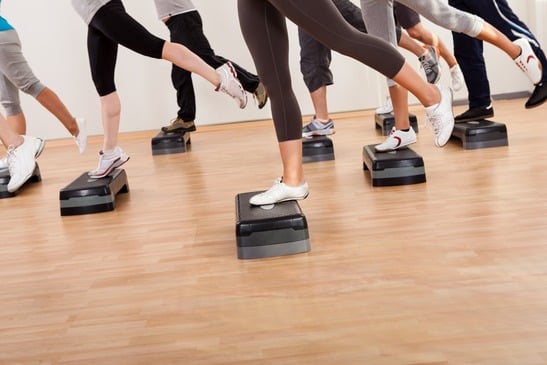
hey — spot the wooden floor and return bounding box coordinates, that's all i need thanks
[2,98,547,364]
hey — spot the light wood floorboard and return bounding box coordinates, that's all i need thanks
[1,98,547,364]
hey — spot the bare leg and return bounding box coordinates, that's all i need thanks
[99,91,121,151]
[35,87,79,136]
[389,85,411,130]
[6,113,26,135]
[278,139,304,186]
[0,116,23,148]
[310,85,330,122]
[398,31,425,58]
[162,42,220,87]
[406,23,458,67]
[392,62,440,107]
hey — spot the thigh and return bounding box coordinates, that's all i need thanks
[90,0,164,59]
[0,30,41,95]
[87,25,118,96]
[394,2,420,30]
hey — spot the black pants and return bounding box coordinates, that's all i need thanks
[238,0,404,141]
[166,11,260,121]
[449,0,547,108]
[87,0,165,96]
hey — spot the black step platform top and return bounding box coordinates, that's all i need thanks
[362,144,426,186]
[451,120,508,149]
[235,191,308,241]
[0,164,42,198]
[302,136,335,163]
[59,168,128,200]
[151,130,191,155]
[59,169,129,216]
[375,112,419,135]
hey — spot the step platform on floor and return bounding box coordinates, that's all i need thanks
[375,112,419,135]
[59,168,129,216]
[235,191,310,259]
[151,130,191,155]
[451,120,508,150]
[302,136,335,163]
[362,144,426,186]
[0,164,42,198]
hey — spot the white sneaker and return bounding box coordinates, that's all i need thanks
[375,127,417,152]
[425,85,454,147]
[216,62,247,109]
[513,38,542,85]
[74,117,87,154]
[249,178,309,206]
[88,146,130,179]
[6,136,38,192]
[375,97,393,114]
[0,136,44,172]
[450,64,465,92]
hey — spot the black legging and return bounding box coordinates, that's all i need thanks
[238,0,405,142]
[87,0,166,96]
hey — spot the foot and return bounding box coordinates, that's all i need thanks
[74,117,87,154]
[6,136,39,192]
[525,82,547,109]
[375,97,393,114]
[249,178,309,206]
[216,62,247,109]
[88,146,130,179]
[513,38,542,85]
[450,64,465,92]
[302,117,335,138]
[1,136,44,172]
[253,82,268,109]
[161,117,196,133]
[375,127,417,152]
[454,104,494,122]
[419,45,441,84]
[425,85,454,147]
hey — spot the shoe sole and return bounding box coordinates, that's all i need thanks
[88,156,130,179]
[251,192,309,206]
[454,112,494,123]
[302,129,336,138]
[161,126,197,133]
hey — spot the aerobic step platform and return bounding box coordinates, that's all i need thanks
[59,169,129,216]
[451,120,508,150]
[375,112,419,135]
[0,164,42,199]
[151,130,191,155]
[235,191,310,259]
[302,136,335,163]
[363,144,426,186]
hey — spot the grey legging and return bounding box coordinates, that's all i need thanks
[238,0,405,142]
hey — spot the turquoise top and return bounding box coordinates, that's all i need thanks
[0,1,14,32]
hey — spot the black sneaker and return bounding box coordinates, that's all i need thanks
[525,82,547,109]
[454,105,494,123]
[161,118,196,133]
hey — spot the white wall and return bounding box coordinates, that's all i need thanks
[1,0,541,140]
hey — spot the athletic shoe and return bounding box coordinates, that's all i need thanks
[302,117,335,138]
[6,136,38,192]
[450,64,465,92]
[375,127,417,152]
[253,82,268,109]
[419,45,441,84]
[0,136,44,171]
[454,104,494,122]
[375,97,393,114]
[216,62,247,109]
[513,38,542,85]
[249,178,309,206]
[74,117,87,154]
[161,117,196,133]
[425,85,454,147]
[525,82,547,109]
[88,146,130,179]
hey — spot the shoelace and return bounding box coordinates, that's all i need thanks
[421,56,434,76]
